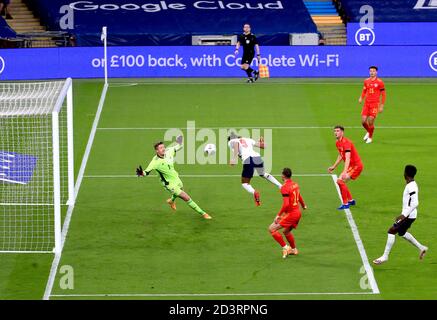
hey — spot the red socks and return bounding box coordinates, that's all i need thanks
[285,233,296,249]
[271,231,286,247]
[337,179,352,204]
[363,122,375,138]
[368,125,375,138]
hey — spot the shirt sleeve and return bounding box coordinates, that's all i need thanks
[361,81,367,98]
[253,35,259,45]
[342,140,352,152]
[402,185,419,217]
[144,159,156,175]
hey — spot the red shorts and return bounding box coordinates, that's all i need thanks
[361,102,379,118]
[279,211,302,229]
[347,164,363,180]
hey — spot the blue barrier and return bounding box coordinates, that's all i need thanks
[0,46,437,80]
[348,22,437,45]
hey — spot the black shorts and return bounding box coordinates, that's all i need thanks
[390,218,415,236]
[242,52,255,65]
[242,156,264,179]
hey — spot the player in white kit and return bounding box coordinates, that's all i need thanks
[228,132,282,206]
[373,165,428,265]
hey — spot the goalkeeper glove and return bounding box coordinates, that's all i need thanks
[136,165,144,177]
[176,135,183,145]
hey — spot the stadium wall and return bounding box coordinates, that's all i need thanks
[1,46,437,79]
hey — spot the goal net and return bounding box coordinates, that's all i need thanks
[0,78,74,253]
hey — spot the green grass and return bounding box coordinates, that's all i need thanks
[1,78,436,300]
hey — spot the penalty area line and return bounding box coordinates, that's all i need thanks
[330,174,380,294]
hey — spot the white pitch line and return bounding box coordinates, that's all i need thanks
[107,81,437,86]
[50,291,376,298]
[330,174,380,294]
[43,82,109,301]
[84,174,330,178]
[97,126,437,130]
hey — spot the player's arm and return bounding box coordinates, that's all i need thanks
[298,193,307,210]
[229,141,239,165]
[359,82,367,104]
[275,194,291,222]
[328,154,342,173]
[234,37,241,56]
[137,160,155,177]
[379,83,386,112]
[341,151,351,179]
[173,135,184,152]
[254,136,265,149]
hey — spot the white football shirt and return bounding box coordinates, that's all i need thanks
[401,181,419,219]
[228,137,260,162]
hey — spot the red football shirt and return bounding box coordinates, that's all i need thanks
[361,77,385,103]
[277,179,305,216]
[336,137,362,167]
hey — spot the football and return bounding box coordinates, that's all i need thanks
[204,143,216,156]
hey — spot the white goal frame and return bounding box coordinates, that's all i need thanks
[0,78,75,254]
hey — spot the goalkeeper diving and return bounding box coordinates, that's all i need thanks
[136,135,212,220]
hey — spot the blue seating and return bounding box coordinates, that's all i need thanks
[0,16,16,39]
[338,0,437,22]
[304,1,338,15]
[28,0,318,46]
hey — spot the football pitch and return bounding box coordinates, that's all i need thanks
[1,78,436,300]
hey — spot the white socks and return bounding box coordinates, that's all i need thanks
[403,232,425,251]
[263,173,282,189]
[242,183,255,194]
[383,234,396,259]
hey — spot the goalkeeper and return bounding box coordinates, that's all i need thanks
[136,135,212,220]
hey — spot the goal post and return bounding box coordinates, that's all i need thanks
[0,78,74,253]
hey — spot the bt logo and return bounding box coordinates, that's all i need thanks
[355,27,375,46]
[0,56,5,74]
[429,51,437,72]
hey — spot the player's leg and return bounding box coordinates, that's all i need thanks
[283,227,298,255]
[241,62,253,82]
[170,183,211,219]
[268,221,290,258]
[399,220,428,260]
[373,221,400,264]
[241,158,260,206]
[336,175,352,209]
[166,193,178,211]
[361,107,370,141]
[366,115,376,143]
[255,157,281,189]
[241,54,255,82]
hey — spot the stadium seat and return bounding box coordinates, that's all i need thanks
[337,0,437,22]
[28,0,318,46]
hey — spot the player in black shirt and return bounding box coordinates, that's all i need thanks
[234,24,261,83]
